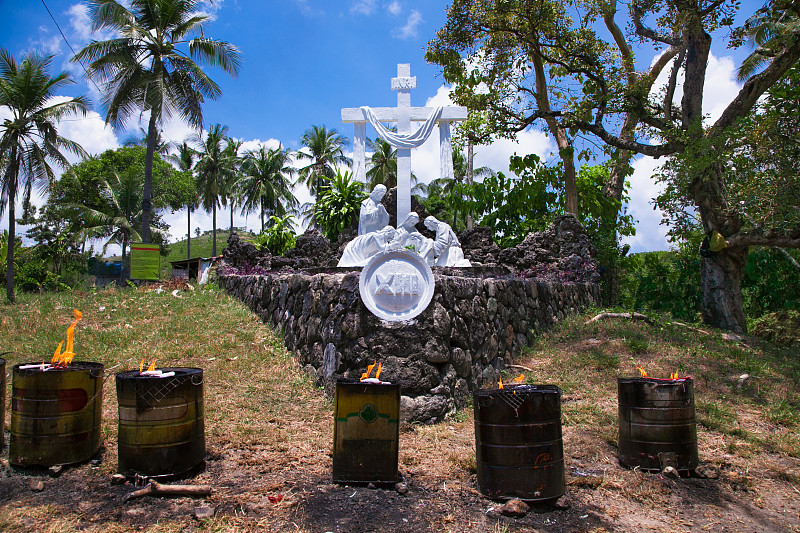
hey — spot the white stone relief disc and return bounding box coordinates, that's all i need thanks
[359,249,435,322]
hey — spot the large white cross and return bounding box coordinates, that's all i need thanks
[342,64,467,225]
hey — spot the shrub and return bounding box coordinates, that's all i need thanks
[750,310,800,347]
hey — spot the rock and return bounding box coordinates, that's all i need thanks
[695,464,720,479]
[485,507,502,519]
[194,506,215,520]
[395,482,409,495]
[737,374,750,389]
[367,483,376,490]
[498,498,530,518]
[111,474,127,485]
[48,465,63,477]
[29,480,45,492]
[662,466,680,479]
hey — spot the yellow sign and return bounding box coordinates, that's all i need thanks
[130,243,161,280]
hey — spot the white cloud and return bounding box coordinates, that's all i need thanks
[295,0,324,17]
[386,1,401,15]
[196,0,225,22]
[392,9,422,39]
[67,3,93,42]
[350,0,378,15]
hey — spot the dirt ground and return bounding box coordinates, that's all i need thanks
[1,416,798,533]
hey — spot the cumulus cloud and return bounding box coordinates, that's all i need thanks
[386,1,402,15]
[392,9,422,39]
[67,3,93,42]
[295,0,324,17]
[350,0,378,15]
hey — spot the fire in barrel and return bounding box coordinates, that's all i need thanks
[474,375,565,502]
[617,367,699,472]
[116,361,205,477]
[10,310,105,467]
[0,355,6,451]
[332,361,400,484]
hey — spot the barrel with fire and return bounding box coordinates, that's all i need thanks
[115,360,205,477]
[10,310,105,467]
[0,353,6,451]
[473,374,565,502]
[332,360,401,484]
[617,366,699,473]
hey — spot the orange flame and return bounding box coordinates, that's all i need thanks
[513,374,525,384]
[360,360,377,381]
[498,376,504,389]
[51,309,82,366]
[375,362,382,380]
[147,360,156,372]
[670,371,679,380]
[636,366,648,378]
[139,358,145,372]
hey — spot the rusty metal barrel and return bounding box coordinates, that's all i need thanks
[333,380,400,484]
[116,368,205,477]
[618,377,699,472]
[474,384,564,501]
[0,357,5,451]
[10,362,104,467]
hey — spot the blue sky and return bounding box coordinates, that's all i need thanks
[0,0,763,255]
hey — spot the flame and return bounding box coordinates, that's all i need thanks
[140,358,145,372]
[636,366,648,378]
[360,360,377,381]
[148,360,156,372]
[375,362,382,380]
[670,371,679,380]
[513,374,525,384]
[50,309,82,366]
[498,376,503,389]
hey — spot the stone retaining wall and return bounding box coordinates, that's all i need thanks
[219,271,600,423]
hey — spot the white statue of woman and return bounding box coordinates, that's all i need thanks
[389,212,434,260]
[424,215,471,267]
[338,225,398,267]
[358,184,390,236]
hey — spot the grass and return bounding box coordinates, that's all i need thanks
[1,290,799,532]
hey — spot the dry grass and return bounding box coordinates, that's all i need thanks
[1,289,799,532]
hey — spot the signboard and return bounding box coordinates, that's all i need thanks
[130,243,161,281]
[359,249,434,322]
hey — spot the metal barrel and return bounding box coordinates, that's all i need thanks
[617,377,699,471]
[116,368,205,477]
[0,357,5,451]
[333,380,400,484]
[474,384,564,501]
[10,362,104,467]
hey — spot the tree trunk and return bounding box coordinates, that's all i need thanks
[120,234,128,284]
[466,142,474,230]
[187,207,192,260]
[6,184,16,303]
[261,200,265,233]
[700,246,748,333]
[142,111,158,244]
[230,206,234,234]
[212,202,217,256]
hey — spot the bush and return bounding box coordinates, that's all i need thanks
[750,310,800,347]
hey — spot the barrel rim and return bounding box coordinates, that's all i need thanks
[116,367,203,380]
[617,377,693,385]
[474,384,561,397]
[13,361,104,375]
[335,379,400,389]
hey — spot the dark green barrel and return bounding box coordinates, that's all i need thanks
[0,357,5,451]
[10,362,104,467]
[116,368,205,477]
[618,377,699,472]
[474,385,564,501]
[333,380,400,484]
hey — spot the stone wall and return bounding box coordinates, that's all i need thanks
[218,270,600,423]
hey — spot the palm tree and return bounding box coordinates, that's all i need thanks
[221,138,242,233]
[194,124,232,256]
[296,125,350,197]
[239,145,298,232]
[366,137,397,189]
[124,126,173,155]
[0,49,88,302]
[74,0,241,244]
[167,141,197,259]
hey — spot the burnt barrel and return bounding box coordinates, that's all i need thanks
[618,377,699,471]
[116,368,205,477]
[0,357,5,451]
[333,380,400,484]
[474,385,564,501]
[10,362,104,467]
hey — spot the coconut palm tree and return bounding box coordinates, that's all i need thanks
[194,124,232,256]
[167,141,198,259]
[239,145,298,232]
[0,49,88,302]
[221,138,243,233]
[366,137,397,189]
[73,0,241,244]
[296,125,350,197]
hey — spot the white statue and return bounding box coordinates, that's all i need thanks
[358,184,390,236]
[423,216,471,267]
[338,225,397,267]
[389,213,434,260]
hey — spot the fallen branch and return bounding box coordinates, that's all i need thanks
[585,312,654,325]
[507,364,533,372]
[124,481,212,502]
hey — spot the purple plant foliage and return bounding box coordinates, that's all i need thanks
[519,256,598,283]
[218,263,271,276]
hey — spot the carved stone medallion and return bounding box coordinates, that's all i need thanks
[359,249,435,322]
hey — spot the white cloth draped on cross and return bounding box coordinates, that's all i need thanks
[360,105,444,149]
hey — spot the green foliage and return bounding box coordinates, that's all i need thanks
[742,248,800,316]
[253,215,297,256]
[314,169,366,242]
[751,310,800,347]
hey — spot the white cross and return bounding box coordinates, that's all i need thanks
[342,64,467,225]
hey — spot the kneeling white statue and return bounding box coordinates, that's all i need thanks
[423,215,471,267]
[337,225,398,267]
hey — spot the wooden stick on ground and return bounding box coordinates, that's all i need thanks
[584,312,654,325]
[124,481,212,502]
[507,364,533,372]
